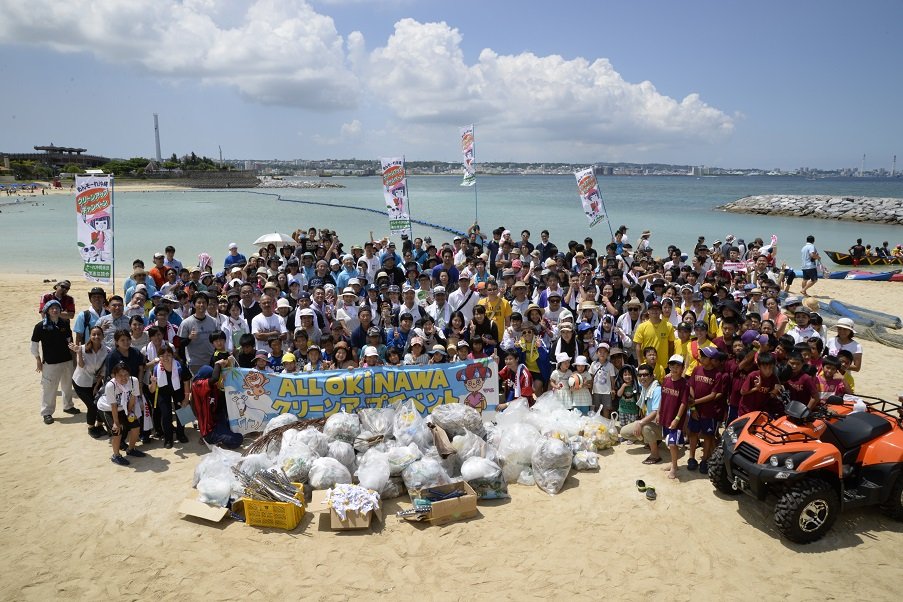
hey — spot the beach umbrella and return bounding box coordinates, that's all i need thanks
[253,232,295,245]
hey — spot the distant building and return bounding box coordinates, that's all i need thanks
[2,144,110,169]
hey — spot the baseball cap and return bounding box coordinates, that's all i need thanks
[228,242,238,250]
[433,286,446,295]
[668,354,685,364]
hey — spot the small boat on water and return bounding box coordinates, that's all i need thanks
[825,250,903,266]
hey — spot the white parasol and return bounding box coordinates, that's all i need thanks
[253,232,296,245]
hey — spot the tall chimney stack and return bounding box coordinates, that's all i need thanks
[153,113,162,162]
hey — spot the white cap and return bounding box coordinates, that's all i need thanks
[555,352,570,364]
[668,354,685,364]
[433,286,446,294]
[329,258,340,266]
[228,242,238,250]
[276,298,291,309]
[363,345,379,357]
[574,355,589,366]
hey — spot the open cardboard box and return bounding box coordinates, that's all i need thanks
[309,489,383,531]
[178,497,231,523]
[402,480,479,525]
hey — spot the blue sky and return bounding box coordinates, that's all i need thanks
[1,0,900,169]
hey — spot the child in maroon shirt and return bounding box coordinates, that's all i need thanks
[739,353,782,417]
[688,347,726,474]
[785,352,820,410]
[659,355,690,480]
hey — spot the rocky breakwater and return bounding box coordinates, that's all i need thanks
[257,178,345,189]
[718,195,903,225]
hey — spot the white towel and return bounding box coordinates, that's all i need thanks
[155,362,181,391]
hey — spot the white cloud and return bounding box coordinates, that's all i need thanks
[312,119,363,145]
[0,0,359,110]
[0,4,734,159]
[364,19,734,154]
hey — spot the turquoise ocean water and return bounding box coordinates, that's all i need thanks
[2,175,902,278]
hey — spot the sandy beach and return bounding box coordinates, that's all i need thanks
[3,273,902,600]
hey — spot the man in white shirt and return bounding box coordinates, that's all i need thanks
[426,286,453,331]
[250,294,288,353]
[447,271,479,325]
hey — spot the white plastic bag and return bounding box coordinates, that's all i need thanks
[461,457,509,500]
[356,453,390,495]
[297,426,330,457]
[196,476,232,507]
[277,440,318,482]
[359,407,395,437]
[193,446,242,487]
[401,456,451,494]
[452,429,499,463]
[431,403,486,437]
[381,476,405,499]
[309,457,353,490]
[328,440,357,474]
[393,400,433,450]
[531,437,572,495]
[264,413,299,434]
[497,423,541,467]
[387,442,422,476]
[323,410,361,444]
[572,450,600,471]
[238,452,275,476]
[495,398,531,429]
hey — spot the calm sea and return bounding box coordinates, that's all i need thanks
[3,175,902,278]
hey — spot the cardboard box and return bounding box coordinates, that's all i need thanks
[309,489,383,531]
[178,497,231,523]
[403,481,478,525]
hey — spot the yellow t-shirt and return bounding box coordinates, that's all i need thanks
[632,319,674,376]
[843,371,855,394]
[478,296,511,342]
[684,339,717,376]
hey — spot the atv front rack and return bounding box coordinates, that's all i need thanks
[749,419,816,445]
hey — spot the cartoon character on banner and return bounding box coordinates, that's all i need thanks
[84,209,112,262]
[230,391,267,432]
[243,371,270,399]
[386,184,407,218]
[456,363,492,412]
[583,188,601,218]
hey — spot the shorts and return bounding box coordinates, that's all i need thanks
[102,410,140,433]
[529,371,543,384]
[687,416,716,435]
[726,405,739,423]
[663,427,682,446]
[592,393,613,410]
[801,267,818,282]
[783,268,796,286]
[619,412,638,427]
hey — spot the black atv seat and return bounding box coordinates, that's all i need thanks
[826,412,892,450]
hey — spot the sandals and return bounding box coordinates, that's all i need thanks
[642,456,663,465]
[637,479,657,500]
[635,479,647,492]
[645,487,657,500]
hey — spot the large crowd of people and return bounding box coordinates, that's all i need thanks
[31,225,865,475]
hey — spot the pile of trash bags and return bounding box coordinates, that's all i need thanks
[192,392,618,506]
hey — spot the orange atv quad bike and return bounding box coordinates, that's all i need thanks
[709,394,903,543]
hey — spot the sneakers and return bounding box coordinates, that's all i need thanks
[120,440,129,451]
[687,458,699,471]
[111,455,130,466]
[164,441,174,449]
[63,407,81,415]
[88,426,106,439]
[126,448,147,458]
[43,415,54,425]
[699,460,709,474]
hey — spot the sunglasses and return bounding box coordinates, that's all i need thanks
[637,373,651,378]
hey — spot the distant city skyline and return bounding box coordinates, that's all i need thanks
[1,0,900,170]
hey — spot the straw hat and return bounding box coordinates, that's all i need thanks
[834,318,857,334]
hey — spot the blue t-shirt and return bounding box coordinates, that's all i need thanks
[224,253,247,269]
[801,243,817,269]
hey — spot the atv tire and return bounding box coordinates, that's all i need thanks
[774,478,839,544]
[708,446,740,495]
[880,475,903,521]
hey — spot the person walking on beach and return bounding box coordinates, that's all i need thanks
[31,300,78,424]
[799,235,820,297]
